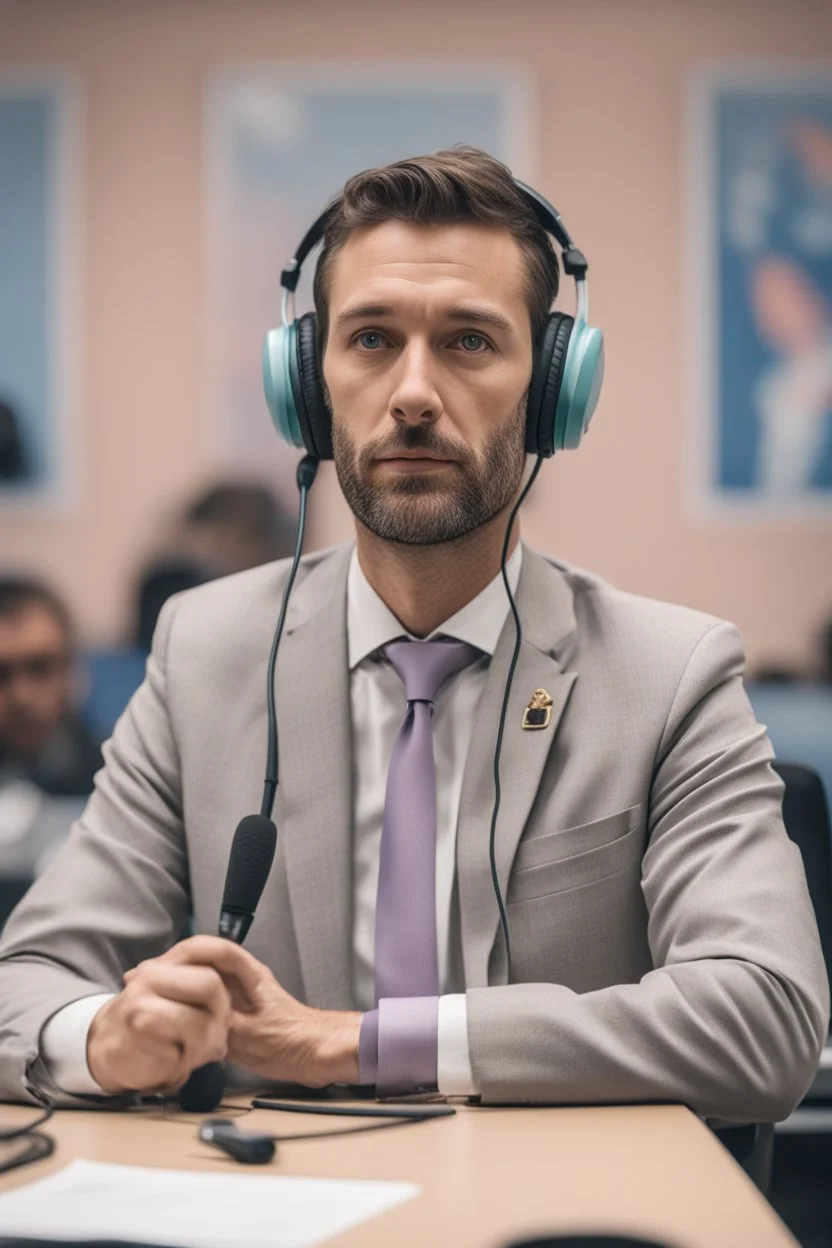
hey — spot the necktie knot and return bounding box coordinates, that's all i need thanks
[383,637,481,704]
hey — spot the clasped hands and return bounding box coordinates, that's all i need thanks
[86,936,362,1096]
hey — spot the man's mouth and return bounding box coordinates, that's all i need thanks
[376,452,456,467]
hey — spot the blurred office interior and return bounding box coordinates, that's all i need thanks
[0,1,830,1243]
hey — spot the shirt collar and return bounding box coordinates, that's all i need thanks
[347,543,523,670]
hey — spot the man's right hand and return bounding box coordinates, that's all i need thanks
[86,959,233,1094]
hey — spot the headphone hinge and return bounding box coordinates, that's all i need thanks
[562,247,588,279]
[280,259,301,292]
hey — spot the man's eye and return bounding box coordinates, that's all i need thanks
[355,331,386,350]
[457,334,490,353]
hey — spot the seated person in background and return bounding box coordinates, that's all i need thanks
[0,149,827,1125]
[130,483,296,650]
[0,578,102,798]
[180,482,297,578]
[132,563,208,654]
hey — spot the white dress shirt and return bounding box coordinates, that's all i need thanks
[41,544,522,1097]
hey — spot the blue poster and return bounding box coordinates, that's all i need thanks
[206,66,530,505]
[694,69,832,513]
[0,77,77,505]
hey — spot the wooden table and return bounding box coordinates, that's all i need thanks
[0,1099,797,1247]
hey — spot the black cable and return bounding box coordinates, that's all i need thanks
[274,1115,435,1143]
[0,1086,55,1177]
[0,1093,53,1142]
[199,1106,450,1165]
[198,1105,452,1166]
[488,455,545,974]
[0,1131,55,1177]
[261,456,319,820]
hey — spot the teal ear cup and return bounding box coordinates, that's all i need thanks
[554,323,605,451]
[262,324,305,449]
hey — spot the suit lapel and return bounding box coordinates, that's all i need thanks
[457,548,577,989]
[274,545,355,1008]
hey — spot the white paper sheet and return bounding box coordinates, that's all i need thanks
[0,1159,419,1248]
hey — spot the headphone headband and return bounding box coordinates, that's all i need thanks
[279,205,337,293]
[278,180,588,294]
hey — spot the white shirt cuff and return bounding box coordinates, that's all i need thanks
[40,993,115,1095]
[437,993,477,1096]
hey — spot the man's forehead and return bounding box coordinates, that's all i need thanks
[328,219,528,306]
[0,606,67,645]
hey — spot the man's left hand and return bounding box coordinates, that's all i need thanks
[157,936,361,1087]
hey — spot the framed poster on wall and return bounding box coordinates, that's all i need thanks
[205,63,532,508]
[0,72,79,509]
[688,64,832,518]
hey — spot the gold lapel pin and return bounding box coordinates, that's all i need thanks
[522,688,554,730]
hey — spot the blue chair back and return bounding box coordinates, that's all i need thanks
[79,648,147,742]
[746,683,832,808]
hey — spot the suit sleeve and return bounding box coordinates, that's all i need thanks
[0,596,189,1103]
[465,622,830,1123]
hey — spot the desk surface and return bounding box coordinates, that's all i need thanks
[0,1100,796,1248]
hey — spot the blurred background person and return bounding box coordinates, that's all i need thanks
[179,481,297,577]
[0,577,101,798]
[130,481,296,651]
[0,578,102,926]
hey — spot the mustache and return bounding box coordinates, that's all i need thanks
[359,424,474,467]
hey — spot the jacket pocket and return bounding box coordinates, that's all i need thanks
[508,809,643,904]
[512,804,642,874]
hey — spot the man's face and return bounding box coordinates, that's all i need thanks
[0,606,73,759]
[323,221,533,545]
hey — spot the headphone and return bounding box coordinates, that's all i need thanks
[262,179,604,461]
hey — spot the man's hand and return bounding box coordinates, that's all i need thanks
[162,936,361,1088]
[87,959,233,1094]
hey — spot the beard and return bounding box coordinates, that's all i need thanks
[332,399,527,546]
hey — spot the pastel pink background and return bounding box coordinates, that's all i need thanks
[1,0,831,669]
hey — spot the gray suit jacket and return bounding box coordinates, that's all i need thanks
[0,544,827,1121]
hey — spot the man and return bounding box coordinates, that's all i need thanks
[0,149,827,1122]
[0,579,102,799]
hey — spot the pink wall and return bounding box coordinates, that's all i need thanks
[1,0,831,668]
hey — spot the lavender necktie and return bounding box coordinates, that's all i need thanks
[374,637,481,1005]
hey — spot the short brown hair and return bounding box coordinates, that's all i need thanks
[0,576,73,647]
[312,146,559,350]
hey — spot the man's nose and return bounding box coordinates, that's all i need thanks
[389,340,443,427]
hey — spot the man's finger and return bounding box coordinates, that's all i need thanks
[123,996,228,1071]
[127,963,232,1020]
[161,936,265,999]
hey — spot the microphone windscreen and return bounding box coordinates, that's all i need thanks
[221,814,277,916]
[178,1059,226,1113]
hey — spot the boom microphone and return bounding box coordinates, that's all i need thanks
[178,815,277,1112]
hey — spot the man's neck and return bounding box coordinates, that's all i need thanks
[354,513,521,638]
